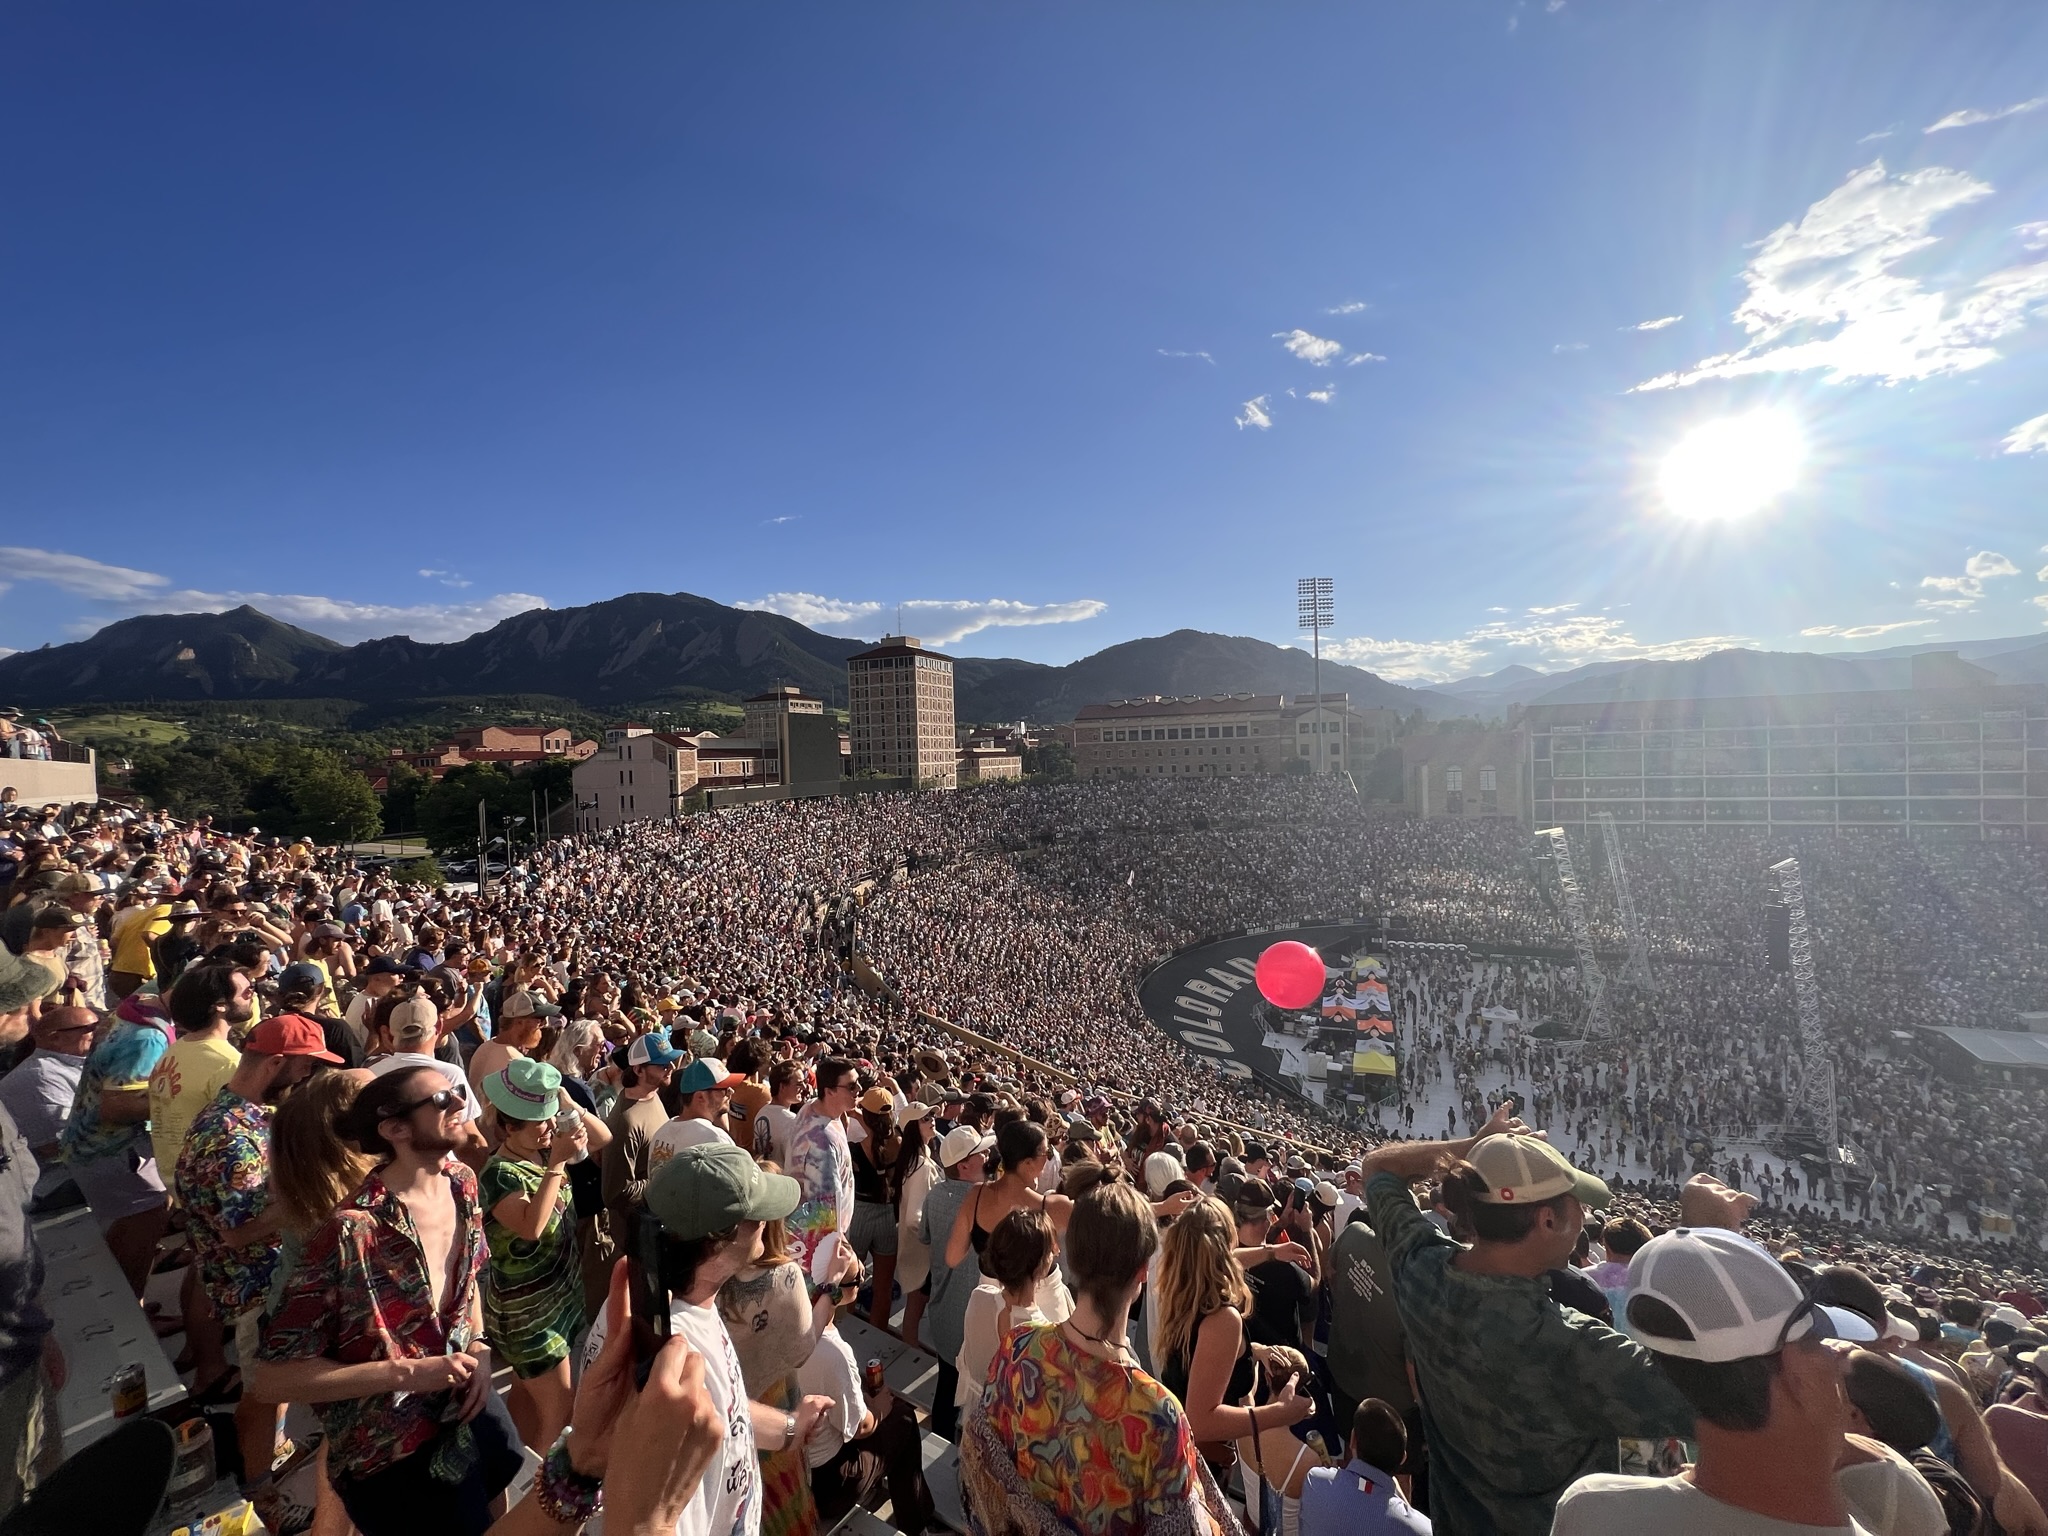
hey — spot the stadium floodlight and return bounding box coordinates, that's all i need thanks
[1297,578,1334,775]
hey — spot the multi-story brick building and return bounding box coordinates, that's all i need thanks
[848,636,956,789]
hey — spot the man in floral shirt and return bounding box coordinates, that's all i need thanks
[176,1014,341,1536]
[250,1062,521,1536]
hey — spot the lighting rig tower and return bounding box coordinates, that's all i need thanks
[1534,826,1611,1040]
[1769,856,1845,1165]
[1296,577,1334,775]
[1594,811,1654,991]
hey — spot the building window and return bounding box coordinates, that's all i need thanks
[1479,765,1496,792]
[1445,766,1463,792]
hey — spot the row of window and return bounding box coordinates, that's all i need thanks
[1436,766,1498,792]
[1536,798,2048,822]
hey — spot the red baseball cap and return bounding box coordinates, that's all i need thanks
[245,1013,345,1063]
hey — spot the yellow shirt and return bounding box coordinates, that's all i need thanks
[148,1034,240,1174]
[111,903,172,978]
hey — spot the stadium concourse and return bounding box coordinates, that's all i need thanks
[8,776,2048,1535]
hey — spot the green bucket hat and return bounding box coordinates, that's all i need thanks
[0,951,60,1015]
[482,1058,563,1122]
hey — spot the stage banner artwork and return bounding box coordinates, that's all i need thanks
[1137,924,1402,1108]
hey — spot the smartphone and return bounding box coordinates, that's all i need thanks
[628,1210,686,1386]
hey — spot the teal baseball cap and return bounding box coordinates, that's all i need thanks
[647,1142,800,1241]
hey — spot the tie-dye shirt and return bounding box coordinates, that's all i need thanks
[970,1323,1206,1536]
[785,1103,851,1285]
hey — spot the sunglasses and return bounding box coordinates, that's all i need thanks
[391,1084,468,1118]
[1771,1296,1821,1355]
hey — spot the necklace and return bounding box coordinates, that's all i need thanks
[1063,1317,1133,1361]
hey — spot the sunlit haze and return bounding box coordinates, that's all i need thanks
[1657,411,1806,523]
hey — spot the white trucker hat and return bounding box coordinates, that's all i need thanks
[1625,1226,1834,1363]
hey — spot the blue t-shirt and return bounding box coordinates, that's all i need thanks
[1897,1355,1959,1467]
[1300,1458,1432,1536]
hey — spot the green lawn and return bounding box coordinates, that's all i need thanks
[50,711,190,749]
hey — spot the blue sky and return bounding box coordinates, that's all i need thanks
[1,3,2045,682]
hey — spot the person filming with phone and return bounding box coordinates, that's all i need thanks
[582,1141,836,1536]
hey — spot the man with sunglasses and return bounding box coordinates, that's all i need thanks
[0,1001,93,1189]
[254,1063,519,1536]
[1556,1226,1948,1535]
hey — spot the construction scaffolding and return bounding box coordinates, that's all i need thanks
[1769,855,1844,1163]
[1594,811,1654,991]
[1534,827,1612,1041]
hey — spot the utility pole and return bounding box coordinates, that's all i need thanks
[477,797,488,898]
[1297,577,1333,774]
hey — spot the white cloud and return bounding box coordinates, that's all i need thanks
[1157,349,1216,364]
[2020,222,2048,251]
[1322,611,1750,683]
[1235,395,1273,431]
[1344,352,1386,366]
[417,568,473,589]
[0,648,13,659]
[736,593,1106,647]
[2003,411,2048,454]
[1915,596,1978,612]
[1800,619,1934,639]
[2034,592,2048,617]
[1634,160,2048,391]
[1627,314,1683,331]
[1546,0,1564,12]
[1273,329,1344,366]
[1925,96,2048,133]
[1857,129,1896,145]
[1304,386,1337,404]
[763,515,800,525]
[1324,301,1369,316]
[0,547,168,602]
[1553,341,1588,354]
[1526,602,1579,615]
[1967,550,2019,579]
[1921,575,1979,595]
[0,544,541,643]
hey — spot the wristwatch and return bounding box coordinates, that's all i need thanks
[784,1410,799,1447]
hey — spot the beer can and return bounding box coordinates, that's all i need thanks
[109,1361,148,1418]
[863,1358,885,1395]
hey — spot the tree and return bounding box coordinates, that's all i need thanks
[381,761,429,834]
[286,756,382,842]
[1023,739,1074,780]
[417,764,530,856]
[129,749,249,822]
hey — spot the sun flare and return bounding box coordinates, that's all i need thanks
[1657,409,1804,522]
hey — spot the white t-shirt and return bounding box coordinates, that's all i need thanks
[650,1115,734,1171]
[753,1103,798,1169]
[366,1052,480,1123]
[957,1282,1046,1407]
[1554,1449,1944,1536]
[793,1322,866,1469]
[585,1298,758,1536]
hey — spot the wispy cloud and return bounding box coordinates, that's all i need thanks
[1273,329,1344,365]
[1913,550,2022,611]
[1344,352,1386,366]
[2003,411,2048,454]
[1322,611,1748,683]
[0,547,169,603]
[1633,160,2048,391]
[1800,619,1934,639]
[418,568,473,589]
[1235,395,1273,431]
[0,545,541,643]
[1627,314,1683,331]
[1304,385,1337,404]
[1552,341,1588,354]
[1157,349,1216,364]
[1925,96,2048,133]
[736,593,1106,647]
[763,515,801,525]
[1526,602,1579,615]
[1324,301,1370,316]
[2017,221,2048,251]
[1857,128,1896,145]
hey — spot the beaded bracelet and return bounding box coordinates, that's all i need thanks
[535,1428,604,1525]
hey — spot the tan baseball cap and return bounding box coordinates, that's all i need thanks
[1466,1133,1611,1209]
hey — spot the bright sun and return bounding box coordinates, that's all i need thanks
[1657,409,1805,522]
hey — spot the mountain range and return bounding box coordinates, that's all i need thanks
[2,590,2040,725]
[0,592,1454,721]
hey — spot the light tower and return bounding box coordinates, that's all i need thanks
[1297,577,1334,774]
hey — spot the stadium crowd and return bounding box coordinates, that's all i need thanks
[1,774,2047,1536]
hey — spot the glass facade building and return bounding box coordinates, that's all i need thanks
[1524,683,2048,840]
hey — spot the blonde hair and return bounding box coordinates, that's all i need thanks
[270,1069,377,1236]
[1153,1195,1251,1370]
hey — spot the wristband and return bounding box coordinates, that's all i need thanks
[536,1428,604,1524]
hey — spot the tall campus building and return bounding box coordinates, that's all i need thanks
[847,635,957,788]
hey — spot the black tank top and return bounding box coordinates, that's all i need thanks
[1161,1309,1257,1409]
